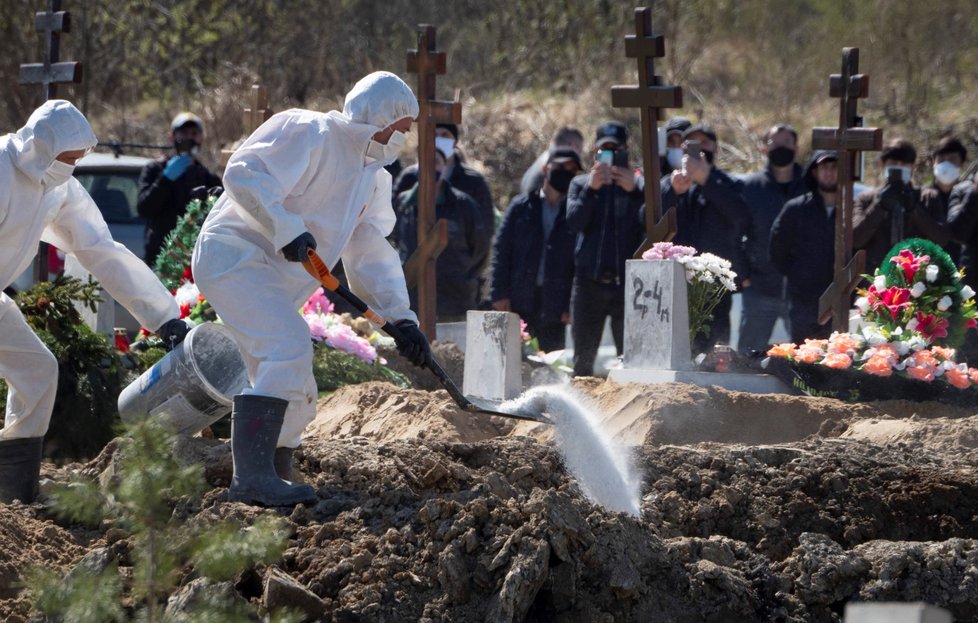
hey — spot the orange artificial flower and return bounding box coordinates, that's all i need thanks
[828,333,859,354]
[912,350,939,368]
[767,343,797,358]
[931,346,956,361]
[874,344,900,362]
[906,364,936,382]
[821,352,853,369]
[795,347,823,364]
[802,338,829,350]
[862,355,893,377]
[969,368,978,387]
[945,366,971,389]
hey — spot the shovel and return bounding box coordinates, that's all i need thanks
[301,249,547,424]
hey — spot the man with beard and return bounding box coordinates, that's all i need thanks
[770,151,839,343]
[739,124,806,354]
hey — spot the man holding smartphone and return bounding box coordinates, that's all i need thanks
[853,138,952,272]
[565,121,645,376]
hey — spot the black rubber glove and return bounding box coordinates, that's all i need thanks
[281,232,317,262]
[157,318,191,352]
[393,320,433,368]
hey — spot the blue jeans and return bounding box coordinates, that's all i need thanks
[738,287,786,354]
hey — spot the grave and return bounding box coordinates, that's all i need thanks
[843,602,951,623]
[607,259,792,394]
[462,311,521,401]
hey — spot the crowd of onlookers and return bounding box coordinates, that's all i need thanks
[141,112,978,375]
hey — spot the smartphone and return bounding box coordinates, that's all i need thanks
[684,139,702,160]
[598,149,614,166]
[884,165,909,186]
[613,148,629,168]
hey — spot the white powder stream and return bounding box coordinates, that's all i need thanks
[501,385,642,516]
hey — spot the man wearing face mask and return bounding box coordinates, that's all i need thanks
[662,123,750,353]
[924,136,969,265]
[854,138,953,272]
[192,72,432,507]
[492,147,582,352]
[738,124,806,355]
[0,100,188,503]
[393,123,494,233]
[393,147,491,322]
[660,116,691,177]
[519,126,585,196]
[137,112,222,264]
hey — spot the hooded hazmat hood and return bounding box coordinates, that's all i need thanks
[342,71,419,131]
[8,100,97,183]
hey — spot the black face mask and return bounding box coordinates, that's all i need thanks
[702,150,715,165]
[174,138,199,156]
[547,168,576,194]
[768,146,795,167]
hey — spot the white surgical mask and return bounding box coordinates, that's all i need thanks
[434,136,456,159]
[666,147,684,170]
[42,160,75,189]
[934,160,961,186]
[366,130,407,166]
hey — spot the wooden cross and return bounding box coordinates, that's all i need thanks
[610,6,682,257]
[221,84,273,166]
[19,0,82,283]
[406,24,461,337]
[811,48,883,331]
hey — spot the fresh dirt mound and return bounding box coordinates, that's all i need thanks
[7,380,978,621]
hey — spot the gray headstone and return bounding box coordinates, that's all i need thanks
[64,255,114,337]
[463,311,521,401]
[622,259,690,371]
[843,603,952,623]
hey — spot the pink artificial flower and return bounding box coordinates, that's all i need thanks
[795,346,823,364]
[324,323,378,363]
[641,241,697,260]
[906,364,936,382]
[889,249,929,283]
[302,287,334,316]
[945,366,971,389]
[862,355,893,377]
[915,312,949,341]
[867,285,913,320]
[305,314,330,340]
[519,318,531,343]
[821,352,852,369]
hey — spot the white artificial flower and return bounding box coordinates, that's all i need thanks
[962,285,976,301]
[910,282,926,298]
[874,274,887,290]
[855,296,870,312]
[925,264,939,282]
[893,340,911,356]
[174,281,200,308]
[938,295,953,311]
[905,317,919,332]
[907,336,928,351]
[891,326,904,336]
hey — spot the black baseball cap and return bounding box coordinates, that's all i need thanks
[664,116,692,137]
[682,123,717,143]
[547,146,583,171]
[595,121,628,148]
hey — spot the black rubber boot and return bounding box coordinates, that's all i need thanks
[228,395,316,507]
[273,446,294,481]
[0,437,43,504]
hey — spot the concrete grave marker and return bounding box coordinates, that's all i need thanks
[462,311,520,401]
[64,255,114,338]
[622,259,690,370]
[843,602,951,623]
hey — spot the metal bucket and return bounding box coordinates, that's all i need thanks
[118,323,250,434]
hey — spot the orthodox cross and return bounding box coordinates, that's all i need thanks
[811,48,883,331]
[221,84,273,166]
[611,6,682,256]
[406,24,461,337]
[19,0,82,282]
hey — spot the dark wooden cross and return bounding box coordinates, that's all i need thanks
[19,0,82,282]
[610,6,683,257]
[811,48,883,331]
[406,24,461,337]
[221,83,273,166]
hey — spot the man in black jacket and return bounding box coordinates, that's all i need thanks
[739,124,806,354]
[662,123,750,351]
[492,147,582,351]
[137,112,222,264]
[770,151,838,343]
[566,121,645,376]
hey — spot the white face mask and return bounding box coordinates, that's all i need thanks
[666,147,684,170]
[42,159,75,189]
[434,136,455,159]
[934,160,961,186]
[366,129,407,166]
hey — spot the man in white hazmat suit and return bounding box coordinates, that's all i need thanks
[192,71,433,507]
[0,100,190,504]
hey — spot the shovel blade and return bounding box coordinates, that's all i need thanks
[463,396,549,424]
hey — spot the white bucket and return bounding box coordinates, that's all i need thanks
[118,323,251,434]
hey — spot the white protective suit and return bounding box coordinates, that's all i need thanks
[192,72,420,448]
[0,100,180,439]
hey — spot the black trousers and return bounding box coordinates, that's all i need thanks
[520,287,567,353]
[570,278,624,377]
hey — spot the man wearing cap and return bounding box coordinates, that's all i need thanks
[662,123,750,352]
[566,121,645,376]
[660,116,691,177]
[394,146,491,322]
[492,146,583,351]
[393,122,494,233]
[137,112,222,264]
[739,124,806,355]
[770,151,839,343]
[519,126,585,196]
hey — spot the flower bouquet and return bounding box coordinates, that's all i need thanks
[764,238,978,405]
[641,242,738,344]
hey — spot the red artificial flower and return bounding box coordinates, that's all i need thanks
[114,332,130,352]
[967,318,978,331]
[179,303,191,318]
[867,285,912,320]
[915,312,949,341]
[889,249,929,283]
[182,265,194,282]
